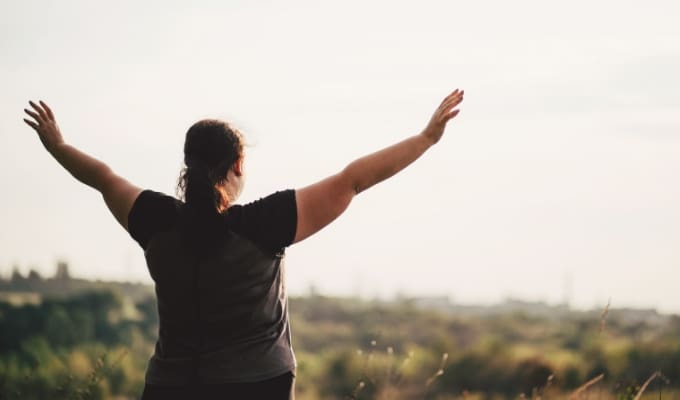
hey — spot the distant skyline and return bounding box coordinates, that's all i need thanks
[2,1,679,312]
[2,263,667,318]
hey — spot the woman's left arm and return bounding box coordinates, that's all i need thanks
[24,100,142,230]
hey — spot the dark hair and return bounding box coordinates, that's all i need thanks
[177,119,244,241]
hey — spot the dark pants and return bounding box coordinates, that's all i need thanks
[141,371,295,400]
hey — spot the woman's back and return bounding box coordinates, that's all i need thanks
[129,189,298,385]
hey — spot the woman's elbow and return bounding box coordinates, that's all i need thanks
[340,164,365,195]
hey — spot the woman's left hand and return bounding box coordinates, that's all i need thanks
[421,89,464,145]
[23,100,65,152]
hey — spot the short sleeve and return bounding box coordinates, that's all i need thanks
[226,189,298,255]
[128,190,180,249]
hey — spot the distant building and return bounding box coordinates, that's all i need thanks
[55,261,71,280]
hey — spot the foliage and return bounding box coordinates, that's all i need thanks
[0,291,679,399]
[0,291,153,399]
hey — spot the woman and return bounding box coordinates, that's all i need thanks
[23,89,464,399]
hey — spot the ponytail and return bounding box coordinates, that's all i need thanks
[177,119,244,250]
[183,159,221,220]
[177,159,229,250]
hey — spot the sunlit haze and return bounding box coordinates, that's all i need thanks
[1,1,679,312]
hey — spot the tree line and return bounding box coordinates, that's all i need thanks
[1,290,679,399]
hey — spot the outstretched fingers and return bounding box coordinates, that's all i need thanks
[441,89,460,103]
[23,118,39,130]
[39,101,55,120]
[445,109,460,121]
[440,89,463,106]
[439,90,465,112]
[24,108,43,125]
[29,100,49,121]
[436,89,464,123]
[442,90,464,108]
[24,100,57,132]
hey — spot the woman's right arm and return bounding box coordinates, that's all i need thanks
[23,101,142,230]
[293,89,464,244]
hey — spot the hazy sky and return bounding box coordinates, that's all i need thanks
[2,1,679,312]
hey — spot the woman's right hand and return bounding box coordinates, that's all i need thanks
[23,100,65,152]
[421,89,464,145]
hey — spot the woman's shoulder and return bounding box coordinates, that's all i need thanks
[222,189,297,255]
[134,189,183,207]
[128,190,183,249]
[130,190,183,221]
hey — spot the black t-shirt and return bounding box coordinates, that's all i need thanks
[129,189,297,254]
[127,189,298,385]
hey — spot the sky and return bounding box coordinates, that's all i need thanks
[1,0,679,312]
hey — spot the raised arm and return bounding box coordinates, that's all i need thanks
[293,89,464,243]
[23,101,142,230]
